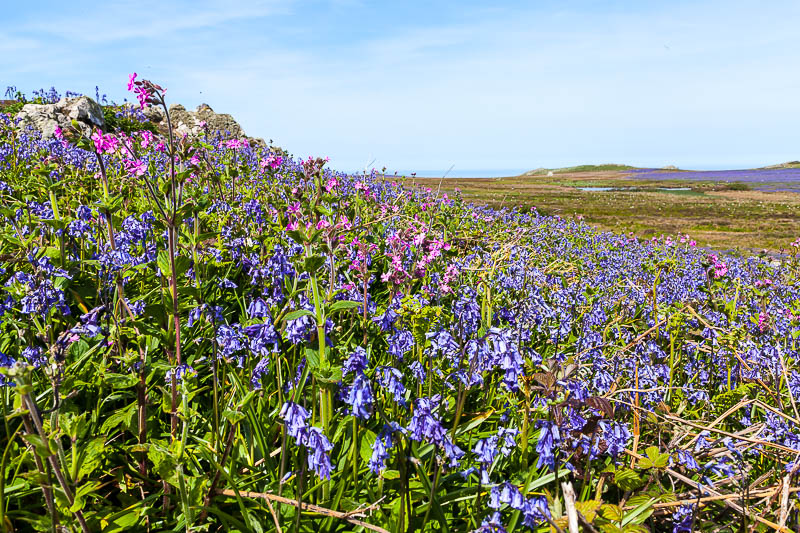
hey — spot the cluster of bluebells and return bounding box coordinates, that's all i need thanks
[279,402,334,479]
[3,77,800,530]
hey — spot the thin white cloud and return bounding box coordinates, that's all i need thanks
[17,0,291,43]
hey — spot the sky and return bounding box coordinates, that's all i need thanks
[2,0,799,175]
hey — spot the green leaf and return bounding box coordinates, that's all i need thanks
[305,347,322,371]
[21,434,52,458]
[328,300,362,312]
[302,255,326,273]
[285,309,314,322]
[359,429,377,465]
[639,446,669,469]
[222,409,247,424]
[103,373,139,389]
[77,438,106,480]
[613,468,645,491]
[600,504,624,522]
[157,251,171,276]
[148,445,179,486]
[621,498,655,526]
[100,403,136,434]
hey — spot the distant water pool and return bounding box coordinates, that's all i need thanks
[577,186,692,192]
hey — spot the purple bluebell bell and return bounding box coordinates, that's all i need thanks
[343,347,368,376]
[344,373,373,419]
[377,366,407,406]
[280,401,310,440]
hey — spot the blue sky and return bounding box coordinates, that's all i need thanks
[2,0,799,174]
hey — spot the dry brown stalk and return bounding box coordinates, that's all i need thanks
[625,450,791,533]
[623,486,800,511]
[217,489,390,533]
[613,398,798,456]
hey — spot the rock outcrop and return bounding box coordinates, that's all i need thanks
[16,96,105,138]
[14,96,274,151]
[144,103,266,147]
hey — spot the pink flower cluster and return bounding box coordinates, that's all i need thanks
[755,278,773,289]
[123,159,146,177]
[324,177,338,193]
[439,264,459,294]
[224,139,248,150]
[348,237,378,280]
[91,130,119,154]
[260,153,283,170]
[53,126,69,149]
[707,254,728,279]
[127,73,163,110]
[757,312,769,332]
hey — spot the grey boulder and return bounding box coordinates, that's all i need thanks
[16,96,105,138]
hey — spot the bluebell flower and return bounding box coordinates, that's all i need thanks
[166,364,196,384]
[409,361,425,381]
[250,357,270,389]
[473,436,499,466]
[0,351,17,386]
[535,420,561,470]
[387,330,414,360]
[599,420,631,458]
[343,347,368,376]
[453,287,481,336]
[245,322,280,356]
[344,373,373,419]
[521,496,551,528]
[280,401,310,440]
[285,314,315,345]
[187,306,204,328]
[302,426,334,479]
[369,424,399,474]
[671,504,695,533]
[675,449,699,470]
[407,396,463,467]
[216,324,247,363]
[22,346,46,368]
[377,366,406,406]
[217,278,237,289]
[373,307,398,332]
[475,511,506,533]
[127,299,146,317]
[247,297,271,318]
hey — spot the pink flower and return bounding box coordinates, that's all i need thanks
[758,312,769,332]
[287,220,299,231]
[127,72,137,91]
[225,139,246,150]
[124,159,146,176]
[91,130,104,152]
[316,219,331,230]
[133,86,149,109]
[707,254,728,279]
[53,126,63,139]
[260,154,283,170]
[138,130,154,149]
[287,202,301,216]
[324,178,338,193]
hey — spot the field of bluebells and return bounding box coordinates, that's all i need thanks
[1,76,800,533]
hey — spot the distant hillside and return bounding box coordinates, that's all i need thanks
[524,164,637,176]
